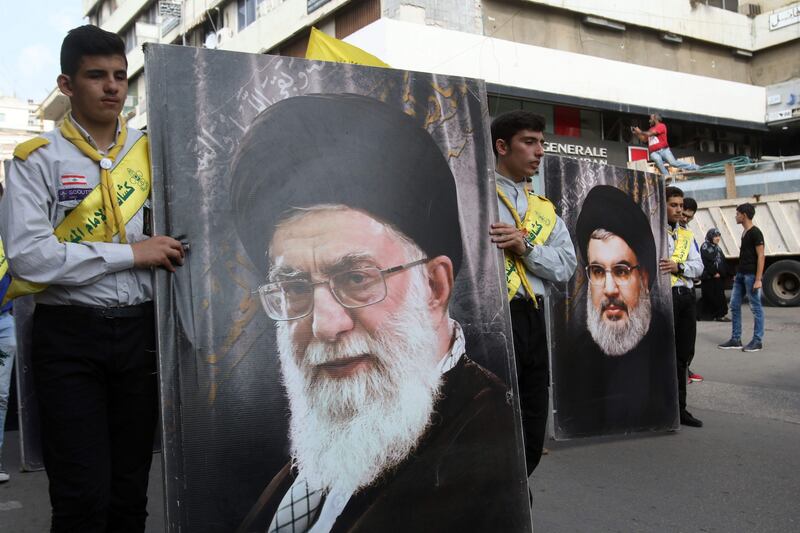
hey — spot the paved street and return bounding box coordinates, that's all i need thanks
[535,306,800,533]
[1,306,798,532]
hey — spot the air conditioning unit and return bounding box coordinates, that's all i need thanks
[216,27,233,46]
[204,31,218,49]
[741,3,761,17]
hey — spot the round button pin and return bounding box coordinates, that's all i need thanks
[100,158,113,170]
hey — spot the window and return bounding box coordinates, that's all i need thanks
[126,78,139,114]
[554,106,580,138]
[487,95,607,140]
[580,110,601,140]
[139,2,158,25]
[704,0,739,13]
[488,95,523,118]
[98,0,118,26]
[122,24,136,54]
[238,0,265,30]
[522,101,555,134]
[487,96,554,134]
[308,0,333,14]
[335,0,380,39]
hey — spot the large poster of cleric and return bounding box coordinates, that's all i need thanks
[144,44,531,532]
[542,157,679,439]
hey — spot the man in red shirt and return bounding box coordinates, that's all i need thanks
[634,114,700,176]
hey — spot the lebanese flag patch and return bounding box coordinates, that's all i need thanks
[61,174,88,186]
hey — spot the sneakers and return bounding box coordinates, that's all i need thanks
[714,316,732,322]
[688,370,704,382]
[718,338,742,350]
[680,411,703,428]
[742,340,763,352]
[0,468,9,483]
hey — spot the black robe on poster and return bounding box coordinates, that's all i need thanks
[237,356,530,533]
[553,307,679,438]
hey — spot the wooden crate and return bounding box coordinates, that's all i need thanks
[667,156,697,180]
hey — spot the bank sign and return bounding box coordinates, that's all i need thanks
[543,135,628,167]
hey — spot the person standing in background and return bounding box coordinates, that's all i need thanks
[680,197,704,383]
[0,231,16,484]
[700,228,730,322]
[661,186,704,427]
[719,203,765,353]
[489,110,577,476]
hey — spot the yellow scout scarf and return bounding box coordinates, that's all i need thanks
[3,122,151,304]
[669,226,693,286]
[59,118,131,243]
[497,187,557,305]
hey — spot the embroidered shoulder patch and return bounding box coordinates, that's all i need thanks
[58,188,93,202]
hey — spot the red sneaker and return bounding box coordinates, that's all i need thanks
[689,371,704,382]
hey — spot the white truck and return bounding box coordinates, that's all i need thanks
[688,191,800,307]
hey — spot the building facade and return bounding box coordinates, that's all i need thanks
[42,0,800,160]
[0,95,54,184]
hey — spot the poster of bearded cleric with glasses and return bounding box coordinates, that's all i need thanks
[541,157,679,439]
[144,44,531,532]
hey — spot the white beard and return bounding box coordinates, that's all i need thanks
[276,272,443,494]
[585,283,652,357]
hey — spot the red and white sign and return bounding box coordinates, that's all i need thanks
[61,174,88,186]
[628,146,649,162]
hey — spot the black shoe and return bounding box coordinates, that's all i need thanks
[742,340,763,352]
[718,338,742,350]
[714,316,732,322]
[680,411,703,427]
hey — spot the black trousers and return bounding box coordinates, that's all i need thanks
[701,277,728,319]
[32,303,158,533]
[510,298,549,476]
[671,287,696,413]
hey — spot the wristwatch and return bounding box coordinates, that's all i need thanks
[522,240,535,257]
[676,263,685,275]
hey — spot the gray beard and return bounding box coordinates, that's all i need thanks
[585,284,652,357]
[276,272,442,494]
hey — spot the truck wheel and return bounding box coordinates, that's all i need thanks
[763,260,800,307]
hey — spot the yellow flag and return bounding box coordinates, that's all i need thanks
[305,27,389,67]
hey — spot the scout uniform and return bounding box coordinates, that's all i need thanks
[0,115,157,528]
[667,222,704,419]
[495,171,576,475]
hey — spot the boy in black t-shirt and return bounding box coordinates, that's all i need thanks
[718,203,765,352]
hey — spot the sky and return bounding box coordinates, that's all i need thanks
[0,0,85,102]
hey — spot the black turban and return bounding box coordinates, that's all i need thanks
[575,185,657,288]
[229,93,463,276]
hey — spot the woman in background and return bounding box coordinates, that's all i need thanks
[700,228,730,321]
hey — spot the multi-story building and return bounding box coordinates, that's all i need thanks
[41,0,800,163]
[0,95,54,184]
